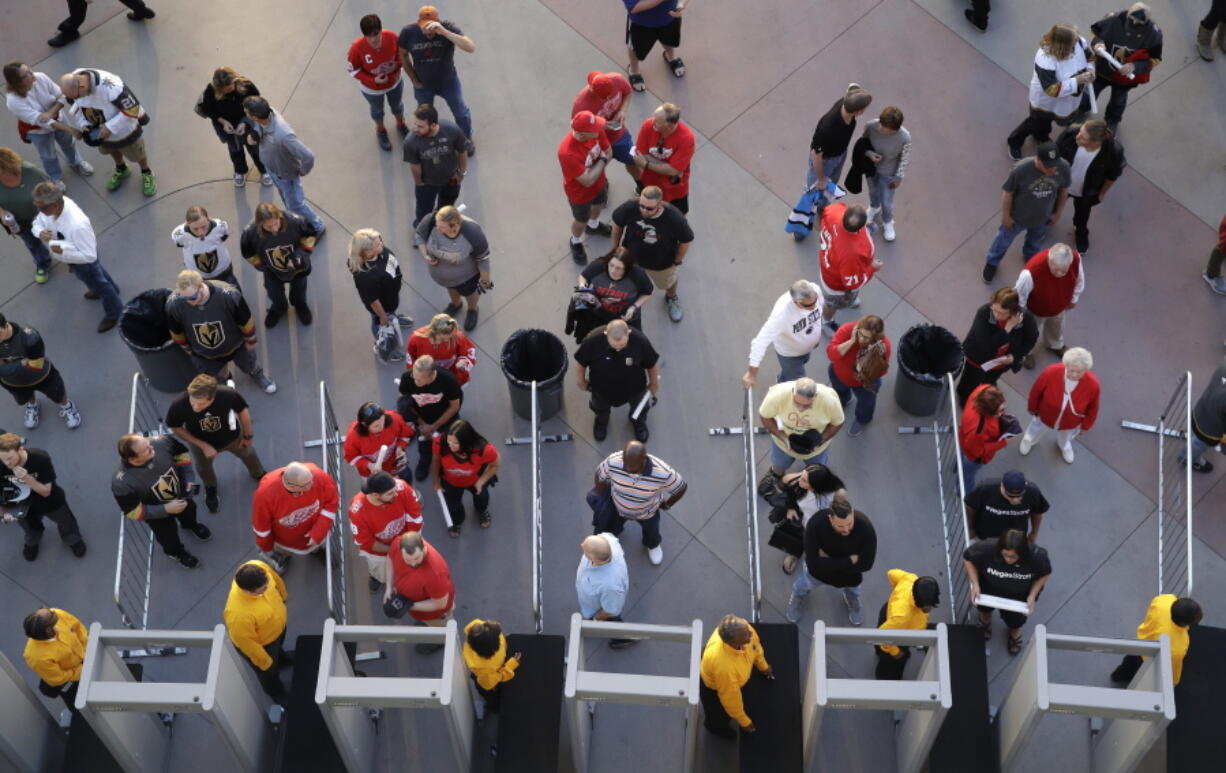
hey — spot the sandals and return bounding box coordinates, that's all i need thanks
[478,511,492,529]
[628,73,646,92]
[781,554,798,575]
[663,52,686,78]
[977,615,992,641]
[1007,631,1024,655]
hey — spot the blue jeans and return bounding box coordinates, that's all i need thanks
[74,260,124,320]
[1181,435,1214,466]
[362,81,405,123]
[805,152,847,210]
[866,174,897,223]
[770,440,828,473]
[18,229,52,271]
[827,364,881,425]
[29,130,83,182]
[793,569,861,602]
[777,351,811,383]
[269,173,326,233]
[984,221,1048,267]
[413,76,473,139]
[960,455,984,493]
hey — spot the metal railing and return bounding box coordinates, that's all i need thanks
[317,381,349,624]
[743,387,763,623]
[1157,373,1194,597]
[531,381,544,633]
[934,373,971,624]
[113,373,163,631]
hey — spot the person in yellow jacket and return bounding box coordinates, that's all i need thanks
[22,606,88,710]
[1110,595,1202,686]
[223,559,290,700]
[462,619,521,713]
[699,614,774,738]
[875,569,940,680]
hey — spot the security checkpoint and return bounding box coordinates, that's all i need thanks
[0,651,64,773]
[73,624,276,773]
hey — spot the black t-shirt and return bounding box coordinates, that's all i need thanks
[1,448,65,515]
[581,260,653,315]
[165,387,249,448]
[810,98,856,158]
[611,199,694,271]
[574,326,660,405]
[351,248,403,315]
[397,367,463,425]
[963,479,1050,539]
[964,540,1052,601]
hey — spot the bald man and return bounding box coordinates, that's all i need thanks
[575,320,660,442]
[251,461,338,574]
[576,532,633,648]
[594,440,686,565]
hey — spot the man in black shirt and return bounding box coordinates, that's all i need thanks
[574,320,660,442]
[785,491,876,626]
[964,470,1049,542]
[608,186,694,323]
[396,355,462,481]
[0,433,85,561]
[0,313,81,430]
[166,375,266,513]
[799,85,873,240]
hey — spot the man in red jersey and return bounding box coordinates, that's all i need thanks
[384,531,455,653]
[633,103,695,215]
[252,461,338,575]
[558,110,613,265]
[572,71,637,182]
[349,471,422,592]
[818,203,880,336]
[347,13,408,151]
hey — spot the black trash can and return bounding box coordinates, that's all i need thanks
[500,329,569,421]
[118,289,197,393]
[893,324,965,417]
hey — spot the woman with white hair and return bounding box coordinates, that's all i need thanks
[1020,347,1100,463]
[348,228,409,360]
[1006,24,1095,160]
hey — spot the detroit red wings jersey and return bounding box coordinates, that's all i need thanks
[252,464,338,553]
[347,481,423,555]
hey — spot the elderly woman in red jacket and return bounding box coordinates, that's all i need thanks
[960,384,1018,491]
[1020,347,1099,463]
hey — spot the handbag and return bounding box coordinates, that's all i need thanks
[16,120,37,144]
[855,340,889,391]
[767,518,805,556]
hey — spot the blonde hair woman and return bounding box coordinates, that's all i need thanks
[195,66,270,187]
[348,228,409,358]
[407,313,476,386]
[1006,24,1094,159]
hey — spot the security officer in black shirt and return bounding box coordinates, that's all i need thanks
[574,320,660,442]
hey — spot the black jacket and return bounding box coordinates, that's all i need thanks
[962,304,1038,374]
[803,510,877,588]
[1056,125,1126,202]
[842,136,877,195]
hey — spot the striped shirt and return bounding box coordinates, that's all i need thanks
[595,452,685,520]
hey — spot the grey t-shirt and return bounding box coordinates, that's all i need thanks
[1004,158,1071,228]
[864,120,911,179]
[413,213,491,288]
[402,120,468,185]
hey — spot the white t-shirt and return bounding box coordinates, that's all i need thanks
[1067,146,1100,198]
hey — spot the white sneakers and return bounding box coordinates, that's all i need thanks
[24,402,39,429]
[234,173,246,188]
[1061,445,1075,464]
[261,173,274,187]
[647,545,663,565]
[1019,436,1033,455]
[883,221,896,241]
[59,400,81,429]
[74,160,94,176]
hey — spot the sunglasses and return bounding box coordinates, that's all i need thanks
[180,290,202,302]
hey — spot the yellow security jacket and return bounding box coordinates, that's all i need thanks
[699,625,770,728]
[222,560,288,670]
[462,619,520,690]
[1136,594,1191,685]
[23,608,88,686]
[878,569,930,657]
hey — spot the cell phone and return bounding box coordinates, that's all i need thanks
[186,483,201,497]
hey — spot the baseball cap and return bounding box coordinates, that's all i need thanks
[1035,142,1059,165]
[587,71,615,98]
[418,6,440,29]
[1126,4,1150,24]
[1002,470,1027,495]
[572,110,606,133]
[363,471,397,495]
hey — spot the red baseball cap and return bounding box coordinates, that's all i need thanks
[587,71,615,98]
[418,6,440,29]
[571,110,606,133]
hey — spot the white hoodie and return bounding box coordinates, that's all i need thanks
[747,285,826,365]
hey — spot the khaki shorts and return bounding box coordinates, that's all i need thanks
[645,263,680,291]
[822,286,859,311]
[100,135,147,163]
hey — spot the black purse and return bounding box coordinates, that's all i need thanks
[767,517,805,557]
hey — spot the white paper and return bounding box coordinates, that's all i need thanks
[976,593,1030,614]
[980,356,1011,372]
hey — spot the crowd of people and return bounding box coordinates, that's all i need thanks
[1,0,1223,748]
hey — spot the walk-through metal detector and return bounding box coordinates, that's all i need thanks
[802,621,952,773]
[75,624,275,773]
[0,650,64,772]
[315,619,474,773]
[994,625,1175,773]
[563,614,703,773]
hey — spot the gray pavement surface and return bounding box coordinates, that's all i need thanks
[0,0,1224,771]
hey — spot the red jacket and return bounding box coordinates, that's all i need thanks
[1027,364,1101,431]
[252,464,338,553]
[343,411,416,477]
[347,480,423,557]
[960,384,1009,464]
[406,327,476,386]
[819,203,876,292]
[826,322,892,388]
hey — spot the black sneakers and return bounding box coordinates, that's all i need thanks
[205,486,220,513]
[171,551,201,569]
[982,263,998,283]
[570,240,588,265]
[189,523,212,541]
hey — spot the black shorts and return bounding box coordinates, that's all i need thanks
[626,17,682,62]
[449,273,481,297]
[568,181,609,222]
[3,365,67,405]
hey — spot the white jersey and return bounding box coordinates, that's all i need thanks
[171,219,234,279]
[70,68,143,141]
